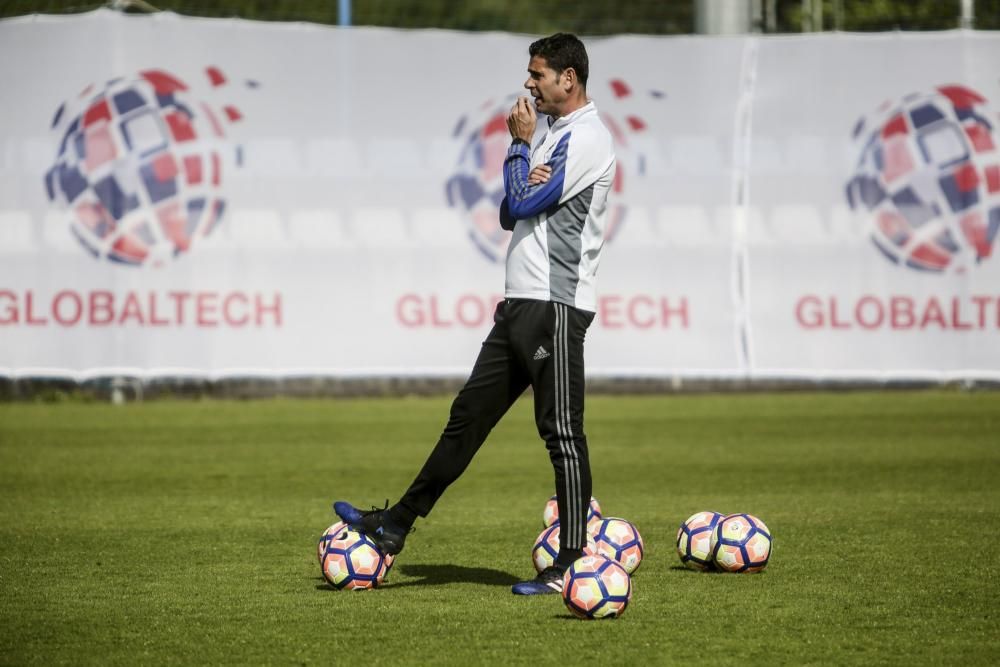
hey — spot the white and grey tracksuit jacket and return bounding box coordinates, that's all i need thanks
[500,101,617,313]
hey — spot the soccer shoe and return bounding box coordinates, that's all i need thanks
[511,566,564,595]
[332,500,409,556]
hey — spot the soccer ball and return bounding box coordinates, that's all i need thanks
[542,495,602,529]
[317,520,348,564]
[591,517,644,574]
[562,555,632,620]
[532,523,597,573]
[676,511,725,571]
[321,528,394,590]
[711,513,772,574]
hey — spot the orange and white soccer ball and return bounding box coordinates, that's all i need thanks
[317,520,348,564]
[591,517,644,574]
[676,511,725,571]
[562,555,632,620]
[321,528,394,590]
[711,513,772,573]
[542,495,602,529]
[532,523,597,573]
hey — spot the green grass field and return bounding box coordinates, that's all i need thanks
[1,391,999,665]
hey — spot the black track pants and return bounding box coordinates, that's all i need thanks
[399,298,595,551]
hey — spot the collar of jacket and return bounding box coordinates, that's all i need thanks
[547,100,596,130]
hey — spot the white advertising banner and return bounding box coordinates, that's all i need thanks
[746,33,1000,379]
[0,11,997,380]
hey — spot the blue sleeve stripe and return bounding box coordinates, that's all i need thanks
[503,132,571,220]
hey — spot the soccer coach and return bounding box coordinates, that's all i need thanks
[335,32,618,596]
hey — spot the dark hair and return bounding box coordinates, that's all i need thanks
[528,33,588,88]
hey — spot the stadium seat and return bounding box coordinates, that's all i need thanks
[41,210,80,252]
[613,206,662,248]
[783,135,828,173]
[626,135,668,177]
[0,210,35,253]
[745,204,785,245]
[19,137,52,177]
[287,209,354,249]
[750,135,783,172]
[227,208,289,248]
[828,203,867,244]
[409,207,468,248]
[767,204,828,244]
[351,207,409,247]
[304,138,364,177]
[366,138,422,176]
[656,205,717,246]
[664,135,723,174]
[713,205,757,245]
[426,137,460,172]
[243,139,301,176]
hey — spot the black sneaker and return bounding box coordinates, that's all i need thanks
[511,566,565,595]
[333,500,409,555]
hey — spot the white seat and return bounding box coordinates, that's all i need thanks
[745,204,778,245]
[783,135,828,172]
[625,135,667,176]
[409,207,467,248]
[42,210,80,252]
[613,206,661,248]
[304,138,363,177]
[750,135,783,172]
[287,209,354,248]
[714,205,756,245]
[366,138,422,175]
[227,209,288,248]
[243,139,300,176]
[657,205,716,246]
[665,135,724,174]
[21,137,54,176]
[828,203,867,244]
[0,210,35,252]
[768,204,828,244]
[426,137,461,172]
[351,207,408,247]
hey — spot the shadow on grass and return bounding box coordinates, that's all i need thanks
[385,563,521,588]
[552,614,580,621]
[312,564,520,591]
[669,565,721,574]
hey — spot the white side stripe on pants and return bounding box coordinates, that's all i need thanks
[554,303,582,549]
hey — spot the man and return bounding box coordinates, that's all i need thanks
[334,33,616,595]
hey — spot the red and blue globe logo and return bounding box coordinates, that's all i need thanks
[446,79,657,263]
[846,84,1000,273]
[44,67,249,266]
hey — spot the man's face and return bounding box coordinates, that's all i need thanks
[524,55,567,116]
